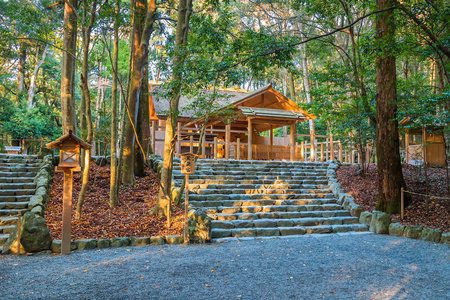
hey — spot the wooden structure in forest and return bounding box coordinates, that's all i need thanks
[148,82,364,162]
[401,117,446,166]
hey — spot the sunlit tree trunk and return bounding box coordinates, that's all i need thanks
[375,0,410,213]
[27,44,49,110]
[122,0,157,185]
[76,0,97,220]
[16,42,26,104]
[110,0,120,208]
[153,0,193,217]
[61,0,78,134]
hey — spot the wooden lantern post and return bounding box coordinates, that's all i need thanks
[180,153,197,245]
[46,130,91,255]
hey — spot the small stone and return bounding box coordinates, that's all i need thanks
[97,239,111,249]
[51,240,62,253]
[231,220,253,228]
[420,228,441,243]
[349,203,364,218]
[440,233,450,245]
[30,206,43,216]
[212,229,232,238]
[256,228,280,236]
[232,229,257,237]
[389,223,405,237]
[130,237,150,246]
[306,225,332,234]
[253,219,277,228]
[150,236,165,245]
[369,210,390,234]
[359,211,372,226]
[37,250,52,255]
[403,226,423,240]
[76,239,97,251]
[166,235,184,244]
[110,237,130,247]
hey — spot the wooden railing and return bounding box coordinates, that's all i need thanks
[150,121,372,163]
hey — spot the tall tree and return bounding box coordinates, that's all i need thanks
[375,0,410,213]
[61,0,78,134]
[153,0,193,216]
[122,0,157,185]
[76,0,98,220]
[110,0,120,208]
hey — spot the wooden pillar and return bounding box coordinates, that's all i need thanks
[202,136,206,159]
[248,118,252,160]
[151,121,156,154]
[189,136,193,153]
[338,141,343,162]
[61,169,73,255]
[270,125,273,161]
[330,134,334,161]
[300,141,304,161]
[320,142,324,162]
[422,127,426,164]
[225,124,230,160]
[351,150,355,164]
[325,138,329,161]
[310,130,315,162]
[176,122,181,156]
[290,123,295,161]
[213,137,218,160]
[236,138,241,160]
[405,129,410,163]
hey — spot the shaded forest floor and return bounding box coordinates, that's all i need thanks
[46,162,184,240]
[337,164,450,232]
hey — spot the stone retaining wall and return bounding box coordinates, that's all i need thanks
[328,161,450,245]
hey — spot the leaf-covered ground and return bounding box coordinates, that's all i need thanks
[337,164,450,232]
[46,162,184,240]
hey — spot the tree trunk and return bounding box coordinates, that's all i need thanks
[134,65,148,177]
[75,0,97,220]
[153,0,193,217]
[122,0,156,185]
[27,44,49,110]
[301,40,315,135]
[61,0,78,134]
[375,0,411,213]
[110,0,120,208]
[16,42,26,103]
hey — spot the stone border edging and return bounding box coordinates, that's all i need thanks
[28,154,54,217]
[327,161,449,245]
[46,234,185,254]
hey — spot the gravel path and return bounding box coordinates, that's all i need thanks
[1,232,448,300]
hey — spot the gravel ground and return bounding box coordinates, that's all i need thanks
[0,232,449,300]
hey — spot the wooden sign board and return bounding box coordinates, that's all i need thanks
[180,153,196,174]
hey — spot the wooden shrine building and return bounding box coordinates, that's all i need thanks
[400,117,446,166]
[149,82,319,161]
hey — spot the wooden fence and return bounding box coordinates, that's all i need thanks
[150,121,372,163]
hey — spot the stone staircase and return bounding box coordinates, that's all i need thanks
[173,159,368,239]
[0,154,42,250]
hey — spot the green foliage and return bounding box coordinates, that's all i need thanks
[2,104,61,139]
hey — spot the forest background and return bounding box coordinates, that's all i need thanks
[0,0,449,217]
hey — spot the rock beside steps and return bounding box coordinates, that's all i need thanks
[0,154,42,250]
[172,159,368,239]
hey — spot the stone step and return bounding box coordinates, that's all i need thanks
[0,233,9,246]
[0,202,29,209]
[0,196,32,203]
[0,177,35,183]
[191,159,328,167]
[188,183,329,190]
[0,225,15,234]
[198,204,344,214]
[187,179,329,185]
[0,183,36,189]
[0,189,36,196]
[191,198,338,208]
[188,193,333,201]
[0,216,18,226]
[0,172,37,178]
[0,166,40,172]
[173,165,329,171]
[188,188,332,196]
[210,213,357,223]
[174,174,328,181]
[211,224,369,238]
[0,209,29,216]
